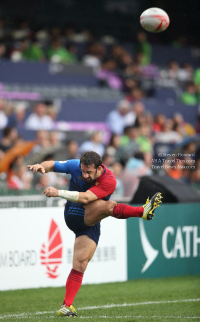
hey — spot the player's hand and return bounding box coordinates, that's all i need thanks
[44,186,58,198]
[27,164,45,174]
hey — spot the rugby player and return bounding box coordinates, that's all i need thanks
[28,151,162,317]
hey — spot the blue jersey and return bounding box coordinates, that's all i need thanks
[54,159,93,193]
[53,159,115,244]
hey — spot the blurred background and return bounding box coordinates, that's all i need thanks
[0,0,200,207]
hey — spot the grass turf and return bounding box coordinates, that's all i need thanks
[0,276,200,321]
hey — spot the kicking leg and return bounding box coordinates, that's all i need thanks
[84,192,162,226]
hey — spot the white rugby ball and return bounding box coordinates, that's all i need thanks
[140,8,170,33]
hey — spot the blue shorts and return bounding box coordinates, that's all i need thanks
[64,202,100,245]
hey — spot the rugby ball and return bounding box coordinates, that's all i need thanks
[140,8,170,33]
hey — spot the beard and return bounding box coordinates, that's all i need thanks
[78,175,97,183]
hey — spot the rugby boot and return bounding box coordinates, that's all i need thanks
[142,192,162,220]
[58,304,78,317]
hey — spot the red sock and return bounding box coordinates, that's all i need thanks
[64,269,83,306]
[112,204,143,219]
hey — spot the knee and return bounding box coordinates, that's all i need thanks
[106,200,117,215]
[73,259,88,273]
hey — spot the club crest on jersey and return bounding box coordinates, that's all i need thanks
[95,182,99,186]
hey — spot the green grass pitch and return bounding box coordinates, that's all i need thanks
[0,276,200,321]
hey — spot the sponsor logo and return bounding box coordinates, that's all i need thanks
[139,220,158,273]
[40,219,63,279]
[162,226,200,259]
[0,250,37,267]
[139,221,200,273]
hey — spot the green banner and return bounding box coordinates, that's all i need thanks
[127,203,200,280]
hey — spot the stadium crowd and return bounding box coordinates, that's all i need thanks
[0,97,200,197]
[1,21,200,197]
[0,20,200,104]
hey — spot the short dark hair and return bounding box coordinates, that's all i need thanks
[80,151,102,169]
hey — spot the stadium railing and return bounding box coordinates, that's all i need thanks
[0,195,131,208]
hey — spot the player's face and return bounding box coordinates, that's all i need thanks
[81,163,99,182]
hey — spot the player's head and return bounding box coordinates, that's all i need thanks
[80,151,102,182]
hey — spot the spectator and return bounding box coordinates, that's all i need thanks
[50,26,61,39]
[116,125,140,161]
[12,20,31,40]
[82,43,105,70]
[6,102,27,129]
[106,134,121,156]
[35,28,50,48]
[97,59,123,90]
[49,131,61,146]
[154,119,182,143]
[111,45,125,66]
[102,153,115,168]
[178,62,193,82]
[136,124,153,153]
[106,100,131,135]
[168,61,180,79]
[172,113,195,137]
[153,114,166,132]
[14,103,26,128]
[118,52,133,70]
[25,103,54,130]
[126,151,153,177]
[0,127,18,152]
[7,163,32,190]
[136,31,152,65]
[22,39,45,62]
[120,125,139,146]
[134,102,145,117]
[10,38,30,62]
[144,111,154,130]
[111,162,124,197]
[66,140,79,159]
[125,87,144,102]
[123,103,137,127]
[32,130,50,153]
[63,26,76,43]
[66,44,78,64]
[79,131,105,157]
[194,68,200,87]
[181,82,198,105]
[48,38,75,64]
[45,102,58,122]
[0,99,8,129]
[133,102,146,126]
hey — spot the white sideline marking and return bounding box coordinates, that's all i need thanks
[0,298,199,320]
[79,316,200,320]
[78,298,200,310]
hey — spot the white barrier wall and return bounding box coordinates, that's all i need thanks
[0,208,127,290]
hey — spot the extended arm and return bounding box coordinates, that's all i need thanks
[44,187,98,204]
[27,161,54,174]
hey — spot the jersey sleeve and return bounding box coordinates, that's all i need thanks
[89,176,116,199]
[54,159,80,174]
